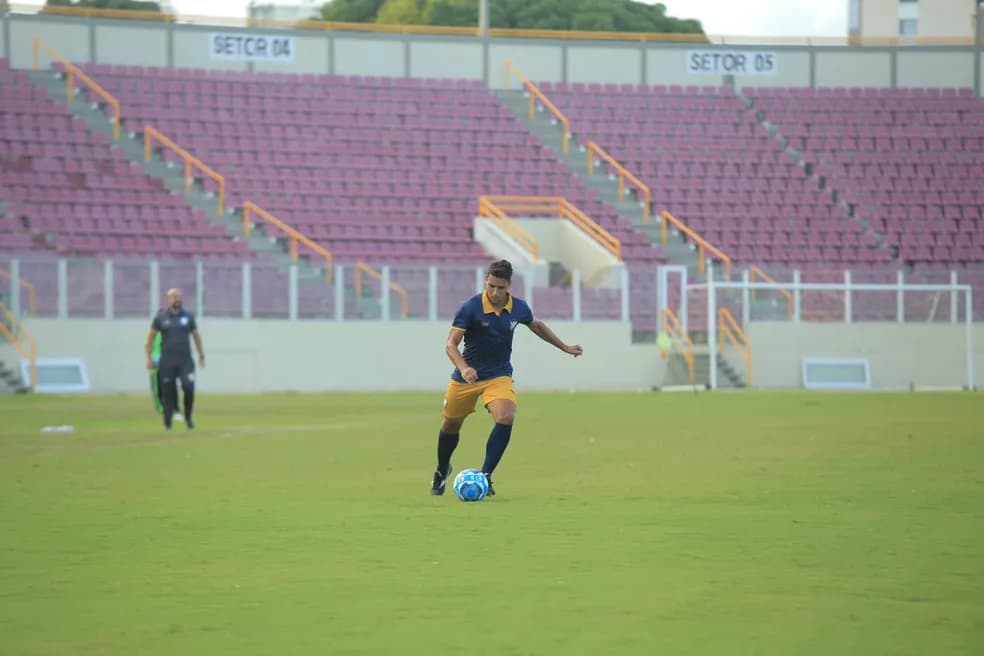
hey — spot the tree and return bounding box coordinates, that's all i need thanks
[319,0,387,23]
[376,0,428,25]
[43,0,163,11]
[317,0,704,34]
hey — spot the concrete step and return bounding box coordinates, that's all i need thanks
[0,358,30,394]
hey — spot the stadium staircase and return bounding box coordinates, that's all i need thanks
[0,356,29,393]
[26,69,331,285]
[0,318,30,394]
[496,89,711,279]
[24,63,398,319]
[662,349,746,390]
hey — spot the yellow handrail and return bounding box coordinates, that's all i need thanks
[503,60,571,154]
[718,308,751,387]
[0,268,38,315]
[661,307,694,385]
[585,141,651,223]
[37,5,176,22]
[661,211,732,278]
[33,37,122,140]
[479,195,621,260]
[144,126,226,215]
[748,265,793,319]
[476,196,540,259]
[352,261,409,319]
[0,300,37,392]
[242,201,333,284]
[13,6,978,45]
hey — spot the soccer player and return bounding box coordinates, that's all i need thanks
[145,288,205,430]
[430,259,583,497]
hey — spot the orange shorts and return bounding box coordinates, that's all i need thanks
[442,376,516,418]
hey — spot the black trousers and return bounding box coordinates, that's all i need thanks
[158,357,195,424]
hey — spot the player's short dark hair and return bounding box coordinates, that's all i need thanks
[487,259,513,281]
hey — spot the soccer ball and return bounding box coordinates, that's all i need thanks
[453,468,489,502]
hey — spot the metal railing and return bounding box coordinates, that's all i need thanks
[585,141,652,223]
[353,261,409,319]
[242,201,333,284]
[0,268,37,315]
[0,300,37,391]
[503,60,571,153]
[749,265,793,319]
[662,211,733,278]
[661,306,694,385]
[478,196,621,260]
[476,196,540,259]
[14,5,979,45]
[144,126,226,215]
[718,307,751,386]
[32,37,122,140]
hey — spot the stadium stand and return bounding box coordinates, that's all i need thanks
[538,81,893,269]
[5,53,982,323]
[0,59,253,260]
[745,86,984,269]
[80,64,665,269]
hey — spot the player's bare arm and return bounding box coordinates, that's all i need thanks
[446,328,477,383]
[145,329,158,369]
[529,319,583,357]
[191,330,206,368]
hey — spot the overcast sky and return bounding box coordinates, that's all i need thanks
[19,0,850,37]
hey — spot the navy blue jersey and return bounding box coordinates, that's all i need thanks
[451,293,534,383]
[151,308,197,362]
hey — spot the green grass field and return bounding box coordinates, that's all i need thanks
[1,391,983,655]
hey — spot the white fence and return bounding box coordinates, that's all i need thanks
[700,263,976,390]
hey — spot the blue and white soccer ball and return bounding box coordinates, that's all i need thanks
[453,468,489,502]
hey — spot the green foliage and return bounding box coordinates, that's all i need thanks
[43,0,163,11]
[376,0,428,25]
[319,0,387,23]
[318,0,704,33]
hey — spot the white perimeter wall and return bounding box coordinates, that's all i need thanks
[17,319,984,393]
[23,319,663,393]
[6,15,981,95]
[746,323,984,389]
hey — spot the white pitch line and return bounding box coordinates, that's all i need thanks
[30,413,436,454]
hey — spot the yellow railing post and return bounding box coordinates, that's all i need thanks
[243,201,333,284]
[718,308,752,386]
[662,211,731,279]
[586,141,650,223]
[0,301,38,392]
[479,195,621,262]
[35,38,121,140]
[504,61,571,154]
[661,307,695,385]
[0,269,38,315]
[750,265,793,319]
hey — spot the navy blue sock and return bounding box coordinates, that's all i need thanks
[482,423,513,475]
[437,431,459,474]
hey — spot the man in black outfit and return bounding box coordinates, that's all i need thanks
[145,288,205,430]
